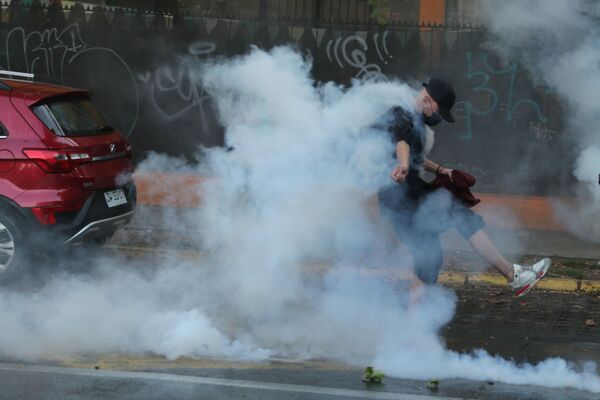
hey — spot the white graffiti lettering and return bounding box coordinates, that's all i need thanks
[139,41,216,123]
[3,24,139,137]
[325,31,393,81]
[5,24,85,78]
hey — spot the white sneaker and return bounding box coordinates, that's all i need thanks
[510,258,551,297]
[530,258,551,279]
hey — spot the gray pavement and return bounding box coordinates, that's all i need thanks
[445,285,600,365]
[2,212,599,400]
[0,283,598,400]
[0,362,597,400]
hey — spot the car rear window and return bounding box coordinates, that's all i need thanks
[32,96,113,137]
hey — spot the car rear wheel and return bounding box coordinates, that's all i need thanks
[0,221,15,272]
[0,209,29,282]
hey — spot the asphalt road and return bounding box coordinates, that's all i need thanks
[1,237,598,400]
[0,361,598,400]
[0,282,598,400]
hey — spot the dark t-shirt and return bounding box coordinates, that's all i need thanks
[377,107,486,241]
[375,106,429,202]
[379,106,427,174]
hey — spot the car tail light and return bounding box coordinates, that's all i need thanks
[23,149,90,173]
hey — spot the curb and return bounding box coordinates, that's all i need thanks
[105,244,202,260]
[439,272,600,294]
[106,244,600,294]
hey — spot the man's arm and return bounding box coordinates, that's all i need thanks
[423,159,440,174]
[391,140,410,182]
[424,158,453,178]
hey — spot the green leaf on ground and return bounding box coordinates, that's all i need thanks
[427,379,440,390]
[362,366,385,383]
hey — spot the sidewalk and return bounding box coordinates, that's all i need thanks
[111,200,600,295]
[115,173,600,297]
[134,172,599,260]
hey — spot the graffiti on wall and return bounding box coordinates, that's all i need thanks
[457,52,553,141]
[325,31,393,81]
[3,24,140,136]
[0,5,569,194]
[137,41,216,124]
[5,24,85,78]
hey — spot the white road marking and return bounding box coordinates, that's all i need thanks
[0,362,470,400]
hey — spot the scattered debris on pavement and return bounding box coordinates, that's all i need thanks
[362,366,384,383]
[485,296,506,304]
[427,379,440,390]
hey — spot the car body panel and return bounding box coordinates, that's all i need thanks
[0,77,136,242]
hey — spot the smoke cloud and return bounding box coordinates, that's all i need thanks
[0,46,598,393]
[480,0,600,241]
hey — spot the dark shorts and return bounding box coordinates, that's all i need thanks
[378,176,485,284]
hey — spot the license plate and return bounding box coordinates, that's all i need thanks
[104,189,127,208]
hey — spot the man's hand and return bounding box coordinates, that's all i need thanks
[437,166,454,181]
[391,163,409,182]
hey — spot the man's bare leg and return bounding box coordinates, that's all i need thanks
[468,229,552,297]
[468,230,514,281]
[409,275,426,306]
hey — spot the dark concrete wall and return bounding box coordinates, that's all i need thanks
[0,2,568,196]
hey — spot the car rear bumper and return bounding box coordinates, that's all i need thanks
[63,210,134,244]
[48,182,137,244]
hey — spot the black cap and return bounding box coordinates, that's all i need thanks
[423,77,456,123]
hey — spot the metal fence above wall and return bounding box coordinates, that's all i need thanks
[0,0,481,29]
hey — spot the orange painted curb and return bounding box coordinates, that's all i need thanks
[474,193,569,232]
[134,173,570,232]
[135,173,208,208]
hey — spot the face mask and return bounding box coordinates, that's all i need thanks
[423,113,442,126]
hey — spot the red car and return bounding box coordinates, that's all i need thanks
[0,71,136,279]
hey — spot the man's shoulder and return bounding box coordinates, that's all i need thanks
[390,106,414,127]
[372,105,416,137]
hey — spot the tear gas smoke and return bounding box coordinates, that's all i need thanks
[0,46,598,393]
[480,0,600,242]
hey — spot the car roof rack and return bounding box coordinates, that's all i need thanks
[0,70,68,91]
[0,70,36,91]
[0,70,35,80]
